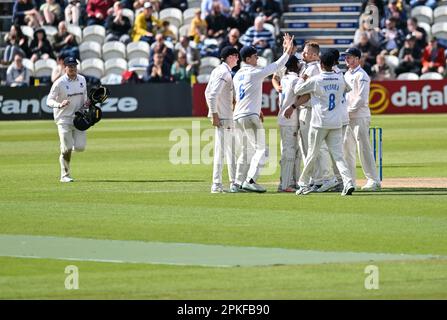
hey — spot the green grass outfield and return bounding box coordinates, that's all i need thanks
[0,114,446,299]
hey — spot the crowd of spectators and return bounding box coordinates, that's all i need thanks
[356,0,447,80]
[5,0,283,86]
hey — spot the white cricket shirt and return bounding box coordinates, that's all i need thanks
[344,65,371,119]
[278,72,303,127]
[205,62,234,120]
[233,52,289,120]
[47,74,88,125]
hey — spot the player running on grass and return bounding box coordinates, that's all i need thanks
[293,51,355,196]
[230,33,296,193]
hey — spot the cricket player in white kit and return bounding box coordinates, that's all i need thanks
[343,48,381,191]
[205,46,240,193]
[293,51,355,196]
[277,55,303,192]
[231,34,296,193]
[47,57,88,182]
[298,42,334,191]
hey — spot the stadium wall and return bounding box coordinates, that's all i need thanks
[193,81,447,116]
[0,82,192,120]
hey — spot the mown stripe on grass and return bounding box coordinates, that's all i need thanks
[0,234,442,267]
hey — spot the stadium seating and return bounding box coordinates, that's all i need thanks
[128,57,149,77]
[81,58,105,79]
[199,56,220,75]
[41,25,57,44]
[102,41,126,60]
[79,41,102,60]
[434,5,447,24]
[179,24,190,38]
[82,25,106,44]
[126,41,150,60]
[411,6,433,25]
[431,22,447,40]
[20,25,34,40]
[22,58,34,76]
[385,55,399,71]
[160,8,183,28]
[67,24,83,43]
[418,22,432,39]
[183,8,196,26]
[397,72,419,80]
[419,72,443,80]
[122,8,135,26]
[187,0,201,9]
[34,59,57,78]
[104,58,128,76]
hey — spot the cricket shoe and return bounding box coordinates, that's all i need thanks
[229,183,247,193]
[242,181,266,193]
[296,185,317,195]
[211,183,223,193]
[317,178,339,193]
[333,182,344,192]
[361,180,381,191]
[60,176,74,183]
[341,183,355,196]
[277,186,297,193]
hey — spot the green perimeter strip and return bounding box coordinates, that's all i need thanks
[0,235,442,267]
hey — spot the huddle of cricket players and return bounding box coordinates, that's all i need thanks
[205,35,381,196]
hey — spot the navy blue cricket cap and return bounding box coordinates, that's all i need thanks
[240,46,258,60]
[64,56,78,66]
[344,47,362,58]
[220,46,239,60]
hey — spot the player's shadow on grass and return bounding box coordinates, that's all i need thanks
[83,179,205,183]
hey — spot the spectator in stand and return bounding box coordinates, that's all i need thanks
[132,2,162,43]
[51,54,65,82]
[241,15,275,63]
[189,9,207,43]
[171,51,193,83]
[150,0,161,14]
[161,0,187,11]
[395,35,422,75]
[6,53,30,87]
[201,0,230,19]
[409,0,436,9]
[406,17,427,52]
[371,53,395,80]
[227,0,252,34]
[133,0,146,12]
[2,24,30,64]
[240,0,262,23]
[354,13,381,47]
[160,20,177,42]
[175,36,201,75]
[86,0,114,26]
[40,0,61,26]
[421,37,446,75]
[355,32,380,67]
[105,0,132,44]
[381,0,406,30]
[219,28,243,53]
[361,0,385,18]
[261,0,281,35]
[29,28,55,62]
[360,52,372,75]
[145,52,172,82]
[53,21,79,59]
[150,34,175,66]
[13,0,44,28]
[379,17,405,54]
[64,0,81,25]
[206,2,229,42]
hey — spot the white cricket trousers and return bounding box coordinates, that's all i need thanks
[332,124,347,183]
[57,123,86,178]
[279,125,301,190]
[344,117,379,186]
[299,126,353,188]
[212,119,237,185]
[235,115,266,185]
[299,108,333,184]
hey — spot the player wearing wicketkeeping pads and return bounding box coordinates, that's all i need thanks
[343,47,381,191]
[277,55,304,192]
[293,52,355,196]
[205,46,240,193]
[231,34,296,193]
[47,56,88,183]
